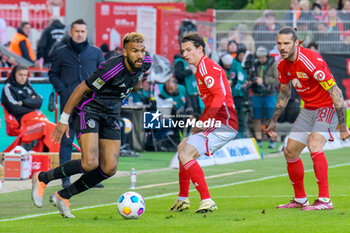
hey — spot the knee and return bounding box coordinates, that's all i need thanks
[307,134,326,153]
[101,164,117,177]
[177,147,187,163]
[81,157,99,172]
[177,146,193,164]
[284,147,298,160]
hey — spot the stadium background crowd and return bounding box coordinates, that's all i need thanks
[0,0,349,153]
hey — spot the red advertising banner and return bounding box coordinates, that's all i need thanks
[95,2,185,51]
[0,0,65,29]
[157,9,215,62]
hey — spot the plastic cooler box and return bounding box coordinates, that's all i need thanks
[3,151,32,180]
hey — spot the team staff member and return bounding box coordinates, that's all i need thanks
[32,32,152,218]
[265,26,350,211]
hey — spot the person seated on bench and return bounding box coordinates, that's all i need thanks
[1,65,42,124]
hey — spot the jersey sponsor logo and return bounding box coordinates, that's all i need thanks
[204,76,215,88]
[87,119,96,128]
[320,79,336,91]
[292,78,310,92]
[287,72,291,76]
[92,78,105,89]
[297,72,309,79]
[314,70,326,81]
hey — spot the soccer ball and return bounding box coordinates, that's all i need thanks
[117,191,145,219]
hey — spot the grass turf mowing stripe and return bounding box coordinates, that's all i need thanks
[134,169,254,190]
[1,162,349,222]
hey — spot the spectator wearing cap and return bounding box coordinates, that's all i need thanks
[250,46,279,148]
[229,46,250,138]
[219,53,233,77]
[253,10,282,50]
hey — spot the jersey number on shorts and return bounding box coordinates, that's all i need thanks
[316,107,335,124]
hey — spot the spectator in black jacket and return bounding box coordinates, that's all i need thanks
[49,19,104,188]
[1,65,42,124]
[36,17,65,66]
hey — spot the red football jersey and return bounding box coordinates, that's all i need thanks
[196,55,238,130]
[277,46,336,110]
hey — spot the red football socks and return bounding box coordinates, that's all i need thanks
[286,157,306,198]
[183,160,211,200]
[178,161,191,197]
[311,151,329,198]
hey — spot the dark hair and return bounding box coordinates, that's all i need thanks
[227,39,238,52]
[306,41,319,50]
[16,65,28,72]
[180,32,206,54]
[7,65,28,84]
[71,19,87,29]
[312,2,322,10]
[278,26,304,45]
[20,21,30,28]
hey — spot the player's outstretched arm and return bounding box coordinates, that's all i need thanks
[52,81,91,143]
[327,85,350,141]
[265,82,291,138]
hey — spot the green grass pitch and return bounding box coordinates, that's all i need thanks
[1,148,350,233]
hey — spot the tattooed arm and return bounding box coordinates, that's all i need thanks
[327,84,350,141]
[265,82,291,137]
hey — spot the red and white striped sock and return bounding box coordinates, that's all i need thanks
[183,160,211,200]
[178,161,191,198]
[311,151,329,198]
[286,157,306,199]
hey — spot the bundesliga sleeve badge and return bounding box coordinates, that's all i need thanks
[92,78,105,89]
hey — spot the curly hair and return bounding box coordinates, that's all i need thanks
[122,32,145,48]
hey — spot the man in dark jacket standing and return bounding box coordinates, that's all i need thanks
[36,17,65,66]
[49,19,104,188]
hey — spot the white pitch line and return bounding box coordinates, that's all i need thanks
[1,163,349,223]
[135,169,254,190]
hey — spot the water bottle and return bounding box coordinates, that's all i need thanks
[128,96,133,106]
[130,168,136,189]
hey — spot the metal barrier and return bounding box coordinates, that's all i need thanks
[215,10,350,54]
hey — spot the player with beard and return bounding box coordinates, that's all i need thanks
[265,26,350,210]
[31,32,152,218]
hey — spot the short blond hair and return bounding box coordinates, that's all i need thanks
[122,32,145,48]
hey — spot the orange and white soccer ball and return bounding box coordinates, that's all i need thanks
[117,191,145,219]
